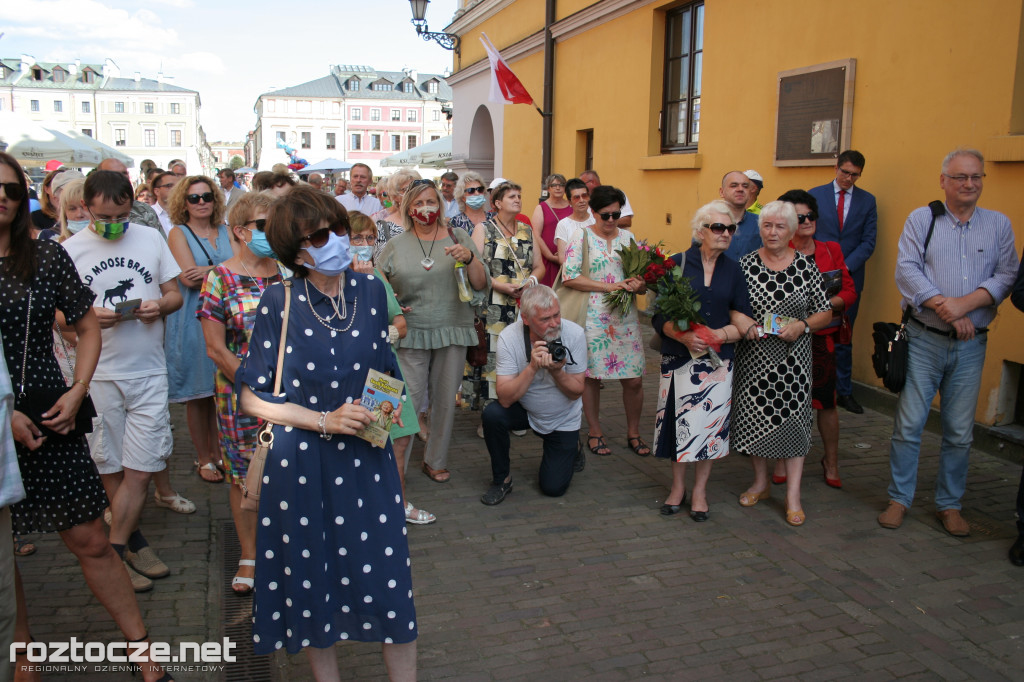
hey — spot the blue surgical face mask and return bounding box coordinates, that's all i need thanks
[465,194,487,210]
[305,232,351,276]
[351,245,373,262]
[247,229,277,259]
[66,219,90,234]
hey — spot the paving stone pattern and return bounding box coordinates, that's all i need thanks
[14,330,1024,681]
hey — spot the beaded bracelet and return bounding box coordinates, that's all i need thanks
[317,411,332,440]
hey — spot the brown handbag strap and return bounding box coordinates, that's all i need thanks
[271,281,292,395]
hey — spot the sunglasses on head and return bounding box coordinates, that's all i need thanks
[464,186,485,195]
[704,222,738,235]
[244,218,266,231]
[0,182,27,203]
[796,213,818,224]
[300,221,348,248]
[410,179,435,189]
[597,211,622,222]
[186,192,215,205]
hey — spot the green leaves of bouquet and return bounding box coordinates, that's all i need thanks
[652,265,706,332]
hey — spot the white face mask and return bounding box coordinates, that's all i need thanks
[66,219,90,234]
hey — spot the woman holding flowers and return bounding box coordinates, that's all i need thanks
[563,185,646,457]
[651,200,755,521]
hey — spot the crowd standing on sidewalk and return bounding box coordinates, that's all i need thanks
[0,146,1022,682]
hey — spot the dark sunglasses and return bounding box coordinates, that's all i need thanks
[300,221,348,248]
[410,179,435,189]
[796,213,818,224]
[464,186,486,195]
[186,192,215,205]
[704,222,738,235]
[155,183,176,190]
[0,182,27,202]
[244,218,266,231]
[597,211,622,222]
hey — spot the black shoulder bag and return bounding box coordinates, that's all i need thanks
[16,290,97,440]
[871,200,945,393]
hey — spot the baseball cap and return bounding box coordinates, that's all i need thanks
[743,169,763,190]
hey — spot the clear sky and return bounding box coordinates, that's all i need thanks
[0,0,459,142]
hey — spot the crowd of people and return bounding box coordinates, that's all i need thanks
[0,145,1022,682]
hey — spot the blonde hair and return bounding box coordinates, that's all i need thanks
[57,179,86,243]
[167,175,226,226]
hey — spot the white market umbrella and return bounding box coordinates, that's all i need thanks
[63,129,134,167]
[380,136,451,169]
[0,112,102,167]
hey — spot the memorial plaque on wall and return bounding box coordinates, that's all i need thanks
[775,59,856,167]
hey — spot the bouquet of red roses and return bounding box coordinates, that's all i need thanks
[603,239,668,317]
[652,263,723,367]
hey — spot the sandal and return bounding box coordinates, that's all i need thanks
[13,535,36,557]
[627,436,651,457]
[195,461,224,483]
[421,461,451,483]
[786,508,806,526]
[405,501,437,525]
[232,559,255,595]
[154,491,196,514]
[739,488,771,507]
[587,434,611,456]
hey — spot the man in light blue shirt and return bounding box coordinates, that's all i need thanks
[879,149,1018,537]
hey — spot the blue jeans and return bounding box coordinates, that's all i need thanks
[887,320,987,510]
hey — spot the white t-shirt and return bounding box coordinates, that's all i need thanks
[495,318,587,434]
[554,215,595,247]
[337,192,383,216]
[63,224,181,380]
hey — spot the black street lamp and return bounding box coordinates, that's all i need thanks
[408,0,460,56]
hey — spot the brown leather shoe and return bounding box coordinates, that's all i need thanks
[937,509,970,537]
[877,500,907,529]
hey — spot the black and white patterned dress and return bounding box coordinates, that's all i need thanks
[731,250,830,459]
[0,240,108,533]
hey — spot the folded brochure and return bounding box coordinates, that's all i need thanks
[355,369,404,448]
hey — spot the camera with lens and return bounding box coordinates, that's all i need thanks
[546,339,568,364]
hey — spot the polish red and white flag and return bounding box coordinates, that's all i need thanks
[480,33,535,106]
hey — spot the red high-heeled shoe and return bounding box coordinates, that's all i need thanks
[821,461,842,489]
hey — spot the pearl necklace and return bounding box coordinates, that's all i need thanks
[304,278,358,333]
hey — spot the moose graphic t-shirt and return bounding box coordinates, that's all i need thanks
[63,224,182,380]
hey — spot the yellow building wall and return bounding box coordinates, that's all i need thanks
[469,0,1024,424]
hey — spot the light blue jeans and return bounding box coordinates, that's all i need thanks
[887,320,987,510]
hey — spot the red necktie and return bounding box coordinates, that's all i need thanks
[837,190,845,231]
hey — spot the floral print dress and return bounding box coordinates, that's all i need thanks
[563,228,645,380]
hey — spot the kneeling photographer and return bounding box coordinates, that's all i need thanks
[480,286,587,505]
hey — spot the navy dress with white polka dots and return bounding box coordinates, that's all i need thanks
[236,273,417,655]
[0,240,108,533]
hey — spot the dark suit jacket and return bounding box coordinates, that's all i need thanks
[808,182,877,292]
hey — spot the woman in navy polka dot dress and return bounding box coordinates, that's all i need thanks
[236,186,416,680]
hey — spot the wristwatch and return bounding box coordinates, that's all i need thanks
[802,320,811,335]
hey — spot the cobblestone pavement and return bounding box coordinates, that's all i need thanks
[12,332,1024,681]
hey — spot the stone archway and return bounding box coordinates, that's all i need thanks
[467,105,495,180]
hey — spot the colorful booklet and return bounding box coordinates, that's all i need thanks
[762,313,798,335]
[355,369,404,448]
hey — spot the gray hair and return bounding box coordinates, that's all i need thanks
[758,200,798,237]
[543,173,566,190]
[387,169,422,197]
[454,171,486,212]
[941,148,984,174]
[520,285,559,319]
[690,199,734,244]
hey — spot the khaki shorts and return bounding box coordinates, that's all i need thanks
[88,375,173,475]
